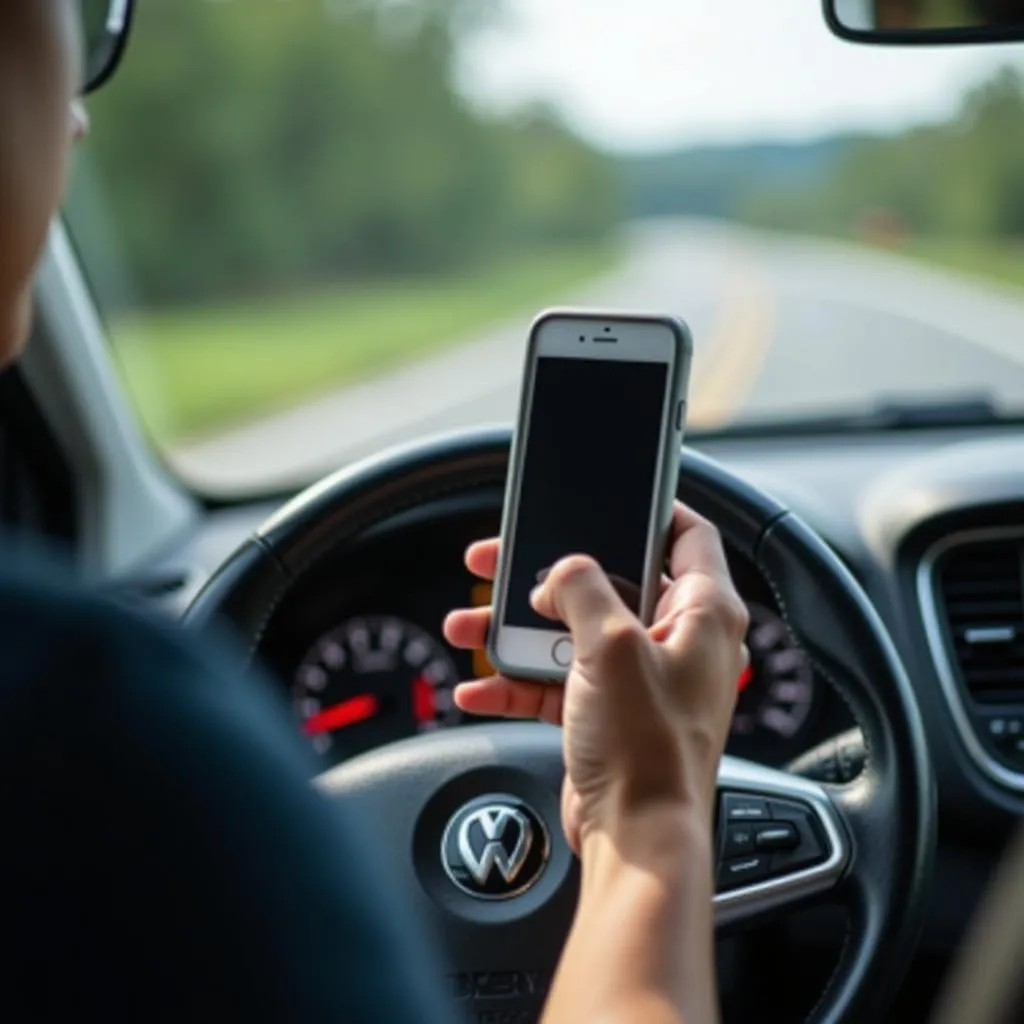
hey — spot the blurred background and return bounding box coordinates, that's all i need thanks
[64,0,1024,492]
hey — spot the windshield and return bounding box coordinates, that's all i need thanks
[65,0,1024,494]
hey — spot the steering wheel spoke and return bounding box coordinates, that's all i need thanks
[714,757,850,928]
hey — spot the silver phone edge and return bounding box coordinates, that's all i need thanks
[486,309,694,684]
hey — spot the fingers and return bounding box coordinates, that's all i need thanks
[660,573,750,664]
[445,606,565,726]
[531,554,635,652]
[648,503,749,662]
[462,538,669,613]
[465,538,499,581]
[665,501,732,583]
[446,577,564,726]
[454,677,564,725]
[463,508,719,597]
[443,606,490,650]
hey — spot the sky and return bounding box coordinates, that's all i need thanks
[459,0,1024,152]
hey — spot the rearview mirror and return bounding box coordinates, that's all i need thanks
[824,0,1024,44]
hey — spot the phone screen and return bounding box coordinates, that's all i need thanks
[504,355,670,628]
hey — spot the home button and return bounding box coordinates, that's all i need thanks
[551,637,574,668]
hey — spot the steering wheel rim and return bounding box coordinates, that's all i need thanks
[186,427,935,1024]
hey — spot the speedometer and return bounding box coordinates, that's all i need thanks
[730,603,817,755]
[292,616,462,765]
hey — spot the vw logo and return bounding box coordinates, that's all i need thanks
[441,794,550,899]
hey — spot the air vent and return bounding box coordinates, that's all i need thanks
[936,539,1024,703]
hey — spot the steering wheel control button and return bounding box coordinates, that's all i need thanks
[717,854,769,891]
[441,794,550,900]
[715,793,834,893]
[754,823,800,852]
[721,794,770,822]
[551,637,574,668]
[765,799,828,875]
[723,824,756,858]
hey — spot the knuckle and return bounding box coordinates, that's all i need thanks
[696,517,726,552]
[551,553,600,587]
[676,500,707,526]
[729,594,751,637]
[697,585,749,639]
[598,617,646,660]
[688,508,715,532]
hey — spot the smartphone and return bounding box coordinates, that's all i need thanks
[487,310,692,681]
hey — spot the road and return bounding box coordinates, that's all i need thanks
[171,220,1024,491]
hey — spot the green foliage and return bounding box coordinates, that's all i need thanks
[69,0,619,308]
[747,67,1024,241]
[620,137,867,222]
[619,66,1024,247]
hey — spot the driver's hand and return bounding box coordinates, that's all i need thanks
[443,502,749,853]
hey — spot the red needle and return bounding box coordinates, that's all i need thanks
[303,694,380,735]
[737,665,754,693]
[412,674,436,724]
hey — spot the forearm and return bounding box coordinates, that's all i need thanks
[542,807,718,1024]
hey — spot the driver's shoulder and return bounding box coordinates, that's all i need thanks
[0,543,260,742]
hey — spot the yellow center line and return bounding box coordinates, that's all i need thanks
[688,258,777,430]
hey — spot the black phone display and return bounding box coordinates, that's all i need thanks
[504,355,669,628]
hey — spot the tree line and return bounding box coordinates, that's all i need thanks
[620,66,1024,247]
[741,67,1024,242]
[72,0,620,308]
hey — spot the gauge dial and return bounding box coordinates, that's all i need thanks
[731,603,816,748]
[292,616,462,764]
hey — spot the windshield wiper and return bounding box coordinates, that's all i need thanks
[846,396,1002,429]
[690,396,1009,440]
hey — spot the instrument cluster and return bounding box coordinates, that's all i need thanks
[261,506,855,769]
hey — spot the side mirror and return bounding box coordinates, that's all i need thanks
[81,0,136,95]
[824,0,1024,45]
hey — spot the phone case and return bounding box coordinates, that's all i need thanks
[487,308,694,683]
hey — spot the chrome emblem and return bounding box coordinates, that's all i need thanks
[459,806,532,886]
[441,795,549,899]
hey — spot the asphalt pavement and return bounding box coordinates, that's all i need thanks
[171,220,1024,492]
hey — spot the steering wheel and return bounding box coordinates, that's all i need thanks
[186,427,935,1024]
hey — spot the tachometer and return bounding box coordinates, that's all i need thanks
[731,603,816,750]
[292,616,462,764]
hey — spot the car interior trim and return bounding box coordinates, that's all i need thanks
[29,224,197,575]
[917,524,1024,792]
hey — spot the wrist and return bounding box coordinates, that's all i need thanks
[553,805,719,1024]
[579,801,714,894]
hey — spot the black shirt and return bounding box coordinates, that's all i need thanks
[0,555,448,1021]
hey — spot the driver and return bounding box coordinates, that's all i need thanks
[0,3,745,1022]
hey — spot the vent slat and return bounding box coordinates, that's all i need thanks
[944,580,1019,594]
[936,539,1024,705]
[946,601,1022,618]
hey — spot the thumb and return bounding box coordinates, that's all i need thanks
[531,554,635,653]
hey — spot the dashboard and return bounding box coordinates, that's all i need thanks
[128,422,1024,1020]
[161,422,1024,845]
[259,501,855,771]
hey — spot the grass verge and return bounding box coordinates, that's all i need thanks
[112,244,619,441]
[901,237,1024,292]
